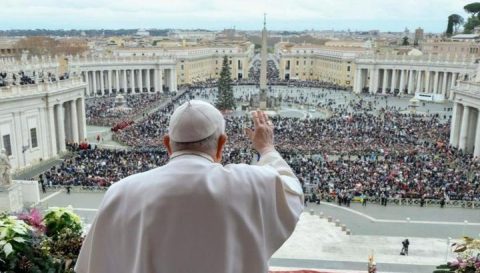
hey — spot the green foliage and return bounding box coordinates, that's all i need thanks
[43,207,82,237]
[0,208,84,272]
[0,215,55,273]
[215,56,236,111]
[447,14,464,36]
[446,18,454,36]
[464,2,480,17]
[463,16,480,33]
[402,36,409,46]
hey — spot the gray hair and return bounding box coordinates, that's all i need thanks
[171,129,222,153]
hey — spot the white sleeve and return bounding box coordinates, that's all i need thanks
[256,150,304,198]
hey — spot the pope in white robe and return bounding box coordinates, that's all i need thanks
[75,101,304,273]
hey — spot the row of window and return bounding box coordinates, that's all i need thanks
[1,128,37,157]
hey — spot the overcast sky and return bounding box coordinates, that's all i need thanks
[1,0,474,32]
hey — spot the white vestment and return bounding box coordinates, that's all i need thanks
[75,150,304,273]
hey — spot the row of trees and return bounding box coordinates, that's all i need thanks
[446,2,480,36]
[14,36,88,57]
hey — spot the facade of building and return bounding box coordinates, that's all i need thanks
[353,53,477,98]
[108,42,254,85]
[275,42,365,87]
[449,77,480,157]
[421,39,480,58]
[69,55,178,96]
[0,78,87,170]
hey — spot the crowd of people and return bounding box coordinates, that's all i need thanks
[0,70,67,87]
[85,93,166,127]
[35,80,480,203]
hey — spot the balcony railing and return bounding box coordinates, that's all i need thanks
[0,77,85,98]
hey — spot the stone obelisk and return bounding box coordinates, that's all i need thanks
[259,13,268,110]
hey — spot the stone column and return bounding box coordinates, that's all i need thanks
[416,70,422,92]
[154,68,159,92]
[92,71,97,96]
[116,70,120,93]
[159,69,164,92]
[368,68,376,94]
[123,69,127,93]
[382,69,388,94]
[76,98,87,142]
[407,70,414,94]
[474,111,480,158]
[146,69,151,92]
[138,69,143,93]
[56,104,66,152]
[170,68,177,92]
[100,70,105,96]
[399,70,405,94]
[84,71,90,97]
[354,67,362,93]
[108,70,112,94]
[391,69,397,92]
[433,71,439,94]
[467,110,478,153]
[441,72,448,98]
[130,69,135,93]
[70,100,79,143]
[458,106,471,151]
[425,70,431,93]
[47,106,58,156]
[450,102,462,147]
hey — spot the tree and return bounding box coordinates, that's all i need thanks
[451,14,465,33]
[14,36,88,57]
[215,56,236,111]
[402,36,409,46]
[447,14,464,36]
[464,2,480,18]
[14,36,57,56]
[464,16,480,33]
[464,3,480,33]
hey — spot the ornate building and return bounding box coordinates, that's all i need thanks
[449,73,480,157]
[0,78,87,170]
[353,53,477,99]
[275,42,365,87]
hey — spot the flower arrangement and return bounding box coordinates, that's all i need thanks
[0,207,84,273]
[434,236,480,273]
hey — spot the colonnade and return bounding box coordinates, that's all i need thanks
[48,98,87,153]
[354,67,465,98]
[81,67,177,97]
[450,101,480,158]
[450,78,480,157]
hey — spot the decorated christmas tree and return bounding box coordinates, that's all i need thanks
[215,55,236,111]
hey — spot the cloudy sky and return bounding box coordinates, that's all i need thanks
[1,0,474,32]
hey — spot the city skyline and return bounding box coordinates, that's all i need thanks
[1,0,475,33]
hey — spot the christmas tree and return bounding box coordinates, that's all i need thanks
[215,55,236,111]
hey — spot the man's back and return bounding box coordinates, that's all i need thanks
[76,151,303,273]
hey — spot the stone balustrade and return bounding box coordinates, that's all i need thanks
[0,77,85,98]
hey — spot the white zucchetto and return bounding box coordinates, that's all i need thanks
[168,100,225,142]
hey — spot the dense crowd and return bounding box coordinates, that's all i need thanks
[35,81,480,202]
[39,148,168,188]
[85,93,166,126]
[0,71,67,87]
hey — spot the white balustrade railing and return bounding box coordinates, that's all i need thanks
[455,81,480,96]
[356,53,477,66]
[69,55,177,67]
[0,77,85,98]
